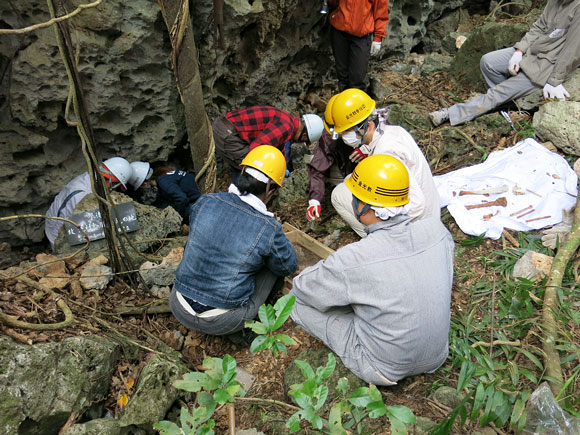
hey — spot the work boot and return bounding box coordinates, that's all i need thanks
[226,329,257,347]
[429,108,449,127]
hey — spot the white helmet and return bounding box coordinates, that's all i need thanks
[100,157,133,189]
[129,161,153,190]
[302,114,324,144]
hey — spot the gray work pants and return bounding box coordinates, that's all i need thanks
[448,47,541,126]
[170,269,279,336]
[291,298,398,386]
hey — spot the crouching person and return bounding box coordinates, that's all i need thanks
[171,145,298,345]
[291,155,454,385]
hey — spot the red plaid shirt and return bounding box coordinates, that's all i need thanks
[226,106,300,151]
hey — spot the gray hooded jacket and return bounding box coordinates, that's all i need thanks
[516,0,580,86]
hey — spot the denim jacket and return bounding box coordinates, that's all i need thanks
[174,192,297,309]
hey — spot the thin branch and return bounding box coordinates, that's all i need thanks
[542,194,580,394]
[0,0,104,35]
[471,339,521,348]
[0,271,74,330]
[235,397,301,412]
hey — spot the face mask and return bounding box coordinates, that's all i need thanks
[341,130,361,148]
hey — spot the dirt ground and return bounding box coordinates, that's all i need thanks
[0,63,544,434]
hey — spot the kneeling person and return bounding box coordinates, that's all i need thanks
[171,145,298,344]
[291,155,454,385]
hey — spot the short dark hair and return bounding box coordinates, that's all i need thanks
[235,171,277,196]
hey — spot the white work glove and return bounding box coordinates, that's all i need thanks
[370,41,381,56]
[543,83,570,101]
[306,199,321,221]
[349,144,371,163]
[508,50,523,76]
[541,208,574,249]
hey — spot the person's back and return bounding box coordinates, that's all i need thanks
[292,215,453,381]
[174,191,297,309]
[343,216,453,377]
[45,172,92,247]
[155,170,201,217]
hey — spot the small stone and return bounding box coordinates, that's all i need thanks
[433,386,466,409]
[540,141,558,153]
[513,251,553,281]
[408,416,437,434]
[322,229,341,247]
[160,247,183,267]
[37,255,69,289]
[236,429,265,435]
[80,264,113,290]
[574,158,580,177]
[70,279,83,298]
[235,367,256,391]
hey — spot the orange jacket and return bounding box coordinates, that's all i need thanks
[328,0,389,41]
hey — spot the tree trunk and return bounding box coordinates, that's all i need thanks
[157,0,216,192]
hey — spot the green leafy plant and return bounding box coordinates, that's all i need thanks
[154,355,245,435]
[515,118,535,140]
[245,294,297,355]
[286,353,415,434]
[446,90,464,102]
[458,233,486,247]
[156,296,415,435]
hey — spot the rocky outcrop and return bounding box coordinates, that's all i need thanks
[0,336,120,435]
[1,0,481,246]
[534,102,580,156]
[449,22,529,90]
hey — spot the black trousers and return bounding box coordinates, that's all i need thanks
[330,27,372,92]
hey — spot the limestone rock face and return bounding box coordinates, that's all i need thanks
[0,0,179,245]
[0,336,120,435]
[1,0,475,245]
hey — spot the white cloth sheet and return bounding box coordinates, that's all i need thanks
[434,139,578,239]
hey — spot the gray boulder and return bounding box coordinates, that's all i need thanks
[0,336,120,435]
[421,53,454,76]
[534,102,580,156]
[450,22,529,90]
[118,354,189,428]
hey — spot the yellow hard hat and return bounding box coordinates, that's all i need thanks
[324,94,338,134]
[345,155,410,207]
[240,145,287,187]
[331,88,376,133]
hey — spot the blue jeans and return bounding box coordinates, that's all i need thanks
[170,269,280,335]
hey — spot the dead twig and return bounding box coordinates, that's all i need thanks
[0,0,103,34]
[471,339,521,348]
[227,404,236,435]
[0,271,73,330]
